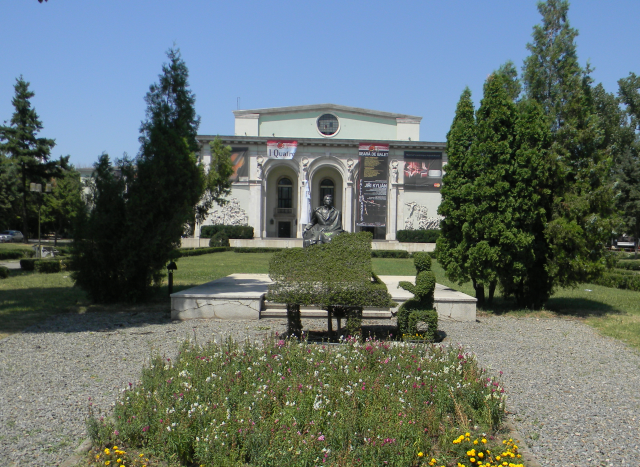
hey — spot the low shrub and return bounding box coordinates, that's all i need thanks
[593,272,640,292]
[209,231,230,247]
[86,337,507,466]
[371,249,410,258]
[0,249,33,260]
[616,259,640,271]
[200,225,254,239]
[397,252,439,341]
[397,229,441,243]
[0,266,9,279]
[233,247,286,253]
[20,258,36,271]
[177,247,229,257]
[35,260,62,273]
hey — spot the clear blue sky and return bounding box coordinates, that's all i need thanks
[1,0,638,168]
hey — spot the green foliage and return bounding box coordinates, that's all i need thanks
[524,0,617,289]
[396,229,440,243]
[267,232,391,310]
[35,259,62,273]
[0,152,20,231]
[397,253,438,341]
[593,272,640,292]
[0,266,9,279]
[200,224,253,239]
[233,247,284,253]
[20,258,36,270]
[616,259,640,271]
[42,160,84,239]
[176,246,229,257]
[72,49,205,303]
[0,76,59,240]
[209,231,230,247]
[370,249,410,258]
[194,138,234,227]
[0,249,33,260]
[92,337,507,466]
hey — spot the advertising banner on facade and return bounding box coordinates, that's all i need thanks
[356,143,388,227]
[229,147,249,181]
[267,140,298,159]
[403,151,443,191]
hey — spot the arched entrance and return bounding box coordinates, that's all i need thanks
[308,164,345,231]
[264,163,298,238]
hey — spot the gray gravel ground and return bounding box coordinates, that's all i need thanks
[0,312,639,466]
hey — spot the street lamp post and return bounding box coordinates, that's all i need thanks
[29,182,52,258]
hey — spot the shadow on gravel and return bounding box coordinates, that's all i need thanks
[476,296,623,318]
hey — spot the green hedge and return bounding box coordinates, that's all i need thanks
[177,247,230,257]
[19,258,63,273]
[616,259,640,271]
[0,249,34,260]
[35,260,62,273]
[593,272,640,292]
[371,250,410,258]
[397,229,441,243]
[200,225,254,239]
[234,247,286,253]
[0,266,9,279]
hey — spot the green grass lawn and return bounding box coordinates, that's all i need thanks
[2,249,640,351]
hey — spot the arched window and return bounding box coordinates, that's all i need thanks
[320,178,334,199]
[278,177,293,209]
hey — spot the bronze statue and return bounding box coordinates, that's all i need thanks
[303,194,344,247]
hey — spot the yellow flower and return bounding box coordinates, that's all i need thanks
[481,438,487,444]
[113,446,118,450]
[117,459,122,464]
[473,439,478,445]
[470,457,476,462]
[139,454,144,458]
[496,456,501,460]
[418,452,424,457]
[478,452,484,458]
[104,448,111,455]
[105,462,111,466]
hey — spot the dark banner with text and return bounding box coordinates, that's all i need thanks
[403,151,443,191]
[356,143,388,227]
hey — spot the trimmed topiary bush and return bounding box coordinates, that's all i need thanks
[35,260,62,273]
[200,225,253,239]
[233,247,286,253]
[397,229,440,243]
[0,266,9,279]
[20,258,36,271]
[397,251,438,341]
[267,232,392,337]
[177,247,229,257]
[0,249,34,260]
[371,249,410,258]
[209,231,230,247]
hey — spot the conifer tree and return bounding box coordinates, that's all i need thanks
[0,76,57,240]
[523,0,616,287]
[437,88,478,295]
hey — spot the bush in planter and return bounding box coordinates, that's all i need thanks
[0,266,9,279]
[397,229,441,243]
[397,252,438,341]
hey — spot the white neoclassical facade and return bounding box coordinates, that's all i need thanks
[196,104,446,241]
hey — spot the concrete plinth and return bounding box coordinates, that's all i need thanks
[171,274,476,322]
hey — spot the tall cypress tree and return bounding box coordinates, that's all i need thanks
[437,88,478,296]
[0,76,57,240]
[523,0,616,287]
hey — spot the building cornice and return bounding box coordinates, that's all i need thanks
[197,135,444,150]
[232,103,422,122]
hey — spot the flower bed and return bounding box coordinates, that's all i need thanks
[86,336,518,466]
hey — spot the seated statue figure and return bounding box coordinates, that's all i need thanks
[303,194,344,247]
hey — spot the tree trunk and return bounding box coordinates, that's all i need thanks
[487,281,497,305]
[472,277,485,306]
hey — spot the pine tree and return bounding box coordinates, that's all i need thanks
[0,76,57,240]
[437,88,478,295]
[523,0,616,287]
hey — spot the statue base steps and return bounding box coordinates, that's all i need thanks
[171,274,476,322]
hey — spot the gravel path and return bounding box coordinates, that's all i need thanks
[0,312,639,466]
